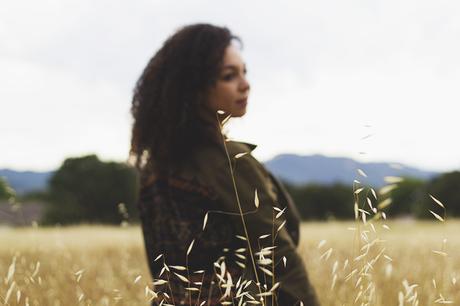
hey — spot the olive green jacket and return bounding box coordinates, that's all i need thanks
[170,139,320,305]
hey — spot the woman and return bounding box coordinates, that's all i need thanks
[130,23,320,306]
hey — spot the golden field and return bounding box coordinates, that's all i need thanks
[1,221,459,306]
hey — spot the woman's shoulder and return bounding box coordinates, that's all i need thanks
[169,139,261,189]
[189,139,259,172]
[139,140,265,198]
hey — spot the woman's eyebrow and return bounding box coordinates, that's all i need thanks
[222,64,247,71]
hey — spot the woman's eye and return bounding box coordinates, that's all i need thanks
[222,69,247,81]
[222,74,235,81]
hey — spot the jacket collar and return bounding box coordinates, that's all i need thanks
[224,139,258,156]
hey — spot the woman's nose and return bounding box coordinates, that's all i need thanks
[239,77,250,92]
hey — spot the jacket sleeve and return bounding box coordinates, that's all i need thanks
[206,153,320,306]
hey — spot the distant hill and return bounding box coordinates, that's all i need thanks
[0,169,54,194]
[1,154,440,194]
[264,154,440,187]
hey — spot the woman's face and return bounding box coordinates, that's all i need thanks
[206,44,250,118]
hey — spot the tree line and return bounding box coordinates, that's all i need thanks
[283,174,459,220]
[1,154,459,225]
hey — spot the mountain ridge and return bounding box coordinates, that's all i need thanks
[264,153,439,187]
[1,154,440,194]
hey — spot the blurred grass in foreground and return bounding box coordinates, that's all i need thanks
[0,221,459,305]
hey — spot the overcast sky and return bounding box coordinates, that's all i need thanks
[2,0,460,172]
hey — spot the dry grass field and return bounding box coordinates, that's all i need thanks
[1,221,459,306]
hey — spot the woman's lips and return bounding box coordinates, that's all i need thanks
[236,98,248,107]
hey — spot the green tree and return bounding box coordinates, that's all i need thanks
[384,177,426,218]
[0,176,15,201]
[284,182,354,220]
[43,155,139,224]
[415,171,460,219]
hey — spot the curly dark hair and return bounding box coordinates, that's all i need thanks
[129,23,242,176]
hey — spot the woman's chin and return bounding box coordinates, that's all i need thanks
[231,108,247,118]
[231,112,246,118]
